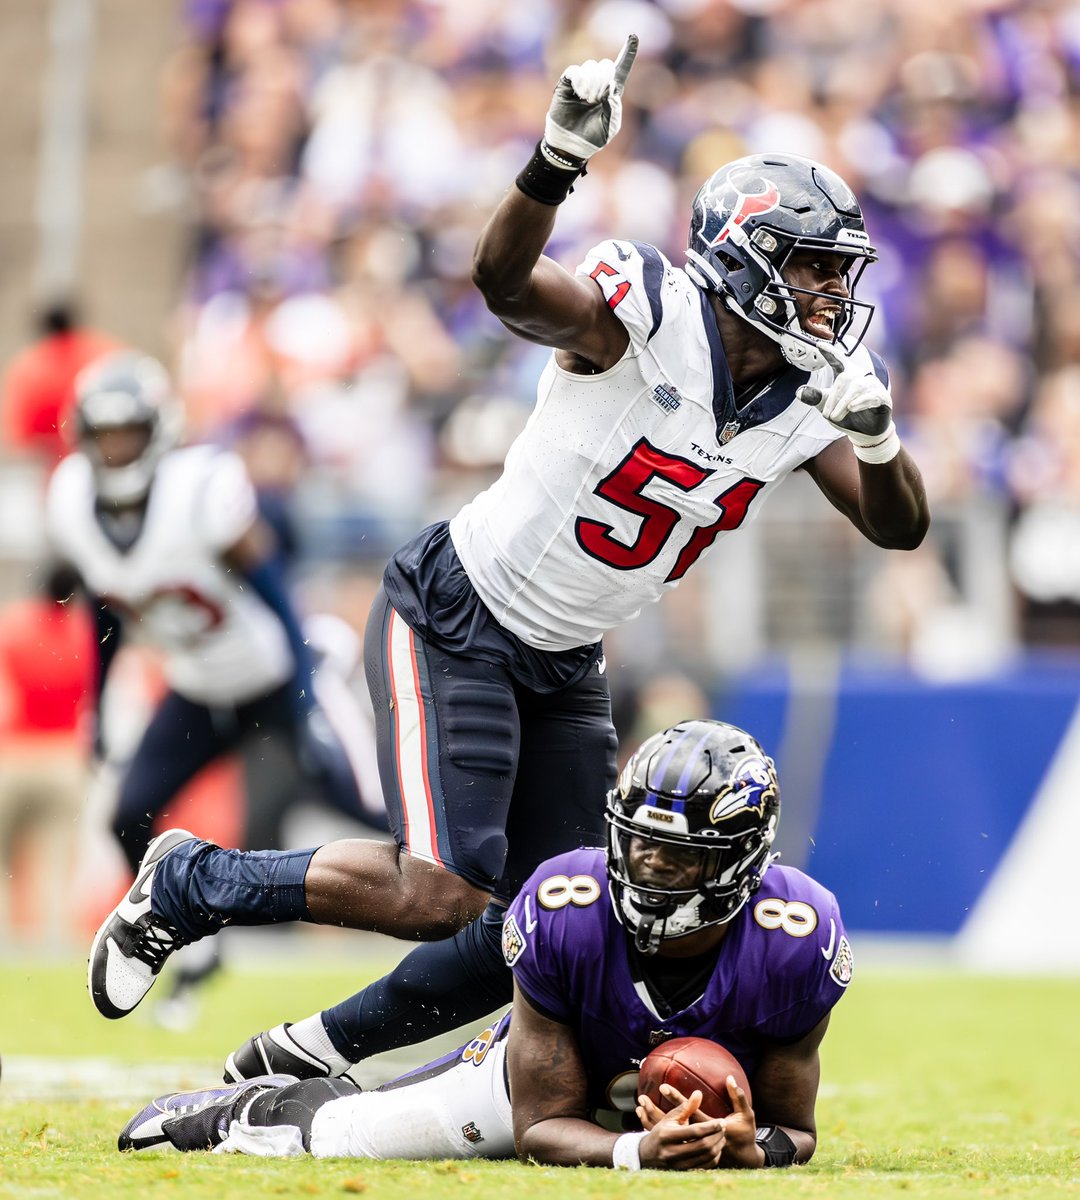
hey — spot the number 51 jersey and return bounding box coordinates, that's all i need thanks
[450,239,870,653]
[503,847,853,1121]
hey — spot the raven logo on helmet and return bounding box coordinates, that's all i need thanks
[709,756,778,823]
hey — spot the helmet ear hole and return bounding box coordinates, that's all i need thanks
[715,250,741,273]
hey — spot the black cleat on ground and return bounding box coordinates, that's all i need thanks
[224,1023,358,1086]
[118,1075,298,1152]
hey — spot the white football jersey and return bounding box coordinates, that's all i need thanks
[450,239,868,652]
[46,445,294,704]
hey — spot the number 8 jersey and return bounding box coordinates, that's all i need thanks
[502,846,852,1121]
[449,239,878,653]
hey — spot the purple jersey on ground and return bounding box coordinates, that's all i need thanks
[503,847,852,1119]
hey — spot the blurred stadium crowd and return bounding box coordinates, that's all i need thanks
[8,0,1080,646]
[150,0,1080,656]
[3,0,1080,942]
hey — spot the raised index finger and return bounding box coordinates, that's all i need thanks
[613,33,639,92]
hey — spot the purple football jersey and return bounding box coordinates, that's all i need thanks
[503,847,852,1117]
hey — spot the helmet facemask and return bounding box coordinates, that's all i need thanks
[605,720,781,956]
[607,810,777,954]
[75,353,182,505]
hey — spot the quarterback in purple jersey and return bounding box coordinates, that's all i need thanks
[90,31,908,1102]
[117,720,851,1171]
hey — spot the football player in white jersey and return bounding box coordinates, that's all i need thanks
[87,36,926,1090]
[49,351,385,1006]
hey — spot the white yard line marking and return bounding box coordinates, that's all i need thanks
[0,1056,393,1103]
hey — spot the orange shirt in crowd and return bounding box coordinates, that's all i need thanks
[2,328,122,463]
[0,596,96,738]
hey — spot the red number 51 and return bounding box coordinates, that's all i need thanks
[574,438,764,582]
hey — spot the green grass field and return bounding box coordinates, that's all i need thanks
[1,949,1077,1199]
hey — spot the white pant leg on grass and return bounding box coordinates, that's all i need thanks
[218,1034,514,1160]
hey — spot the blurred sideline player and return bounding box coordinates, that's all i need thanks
[47,351,385,1012]
[87,34,925,1073]
[117,720,853,1172]
[0,563,95,939]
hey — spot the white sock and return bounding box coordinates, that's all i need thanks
[289,1014,354,1075]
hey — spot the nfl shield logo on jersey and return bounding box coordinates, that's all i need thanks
[719,420,740,444]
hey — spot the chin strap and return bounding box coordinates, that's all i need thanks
[633,912,663,955]
[726,290,834,373]
[687,250,835,374]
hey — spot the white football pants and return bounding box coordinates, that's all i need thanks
[219,1019,515,1160]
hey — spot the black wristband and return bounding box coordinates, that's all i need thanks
[755,1125,798,1168]
[515,140,587,206]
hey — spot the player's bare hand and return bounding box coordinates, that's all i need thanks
[638,1087,728,1170]
[543,34,638,163]
[716,1074,763,1168]
[636,1090,664,1132]
[637,1081,704,1130]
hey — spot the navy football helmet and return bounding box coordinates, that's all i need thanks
[74,351,182,504]
[685,153,877,371]
[606,719,780,954]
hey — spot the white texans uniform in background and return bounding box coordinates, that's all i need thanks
[46,445,295,705]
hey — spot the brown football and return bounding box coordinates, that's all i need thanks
[638,1037,752,1119]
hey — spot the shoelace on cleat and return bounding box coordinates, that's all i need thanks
[129,914,190,972]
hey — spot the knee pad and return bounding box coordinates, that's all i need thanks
[247,1077,360,1149]
[444,680,516,776]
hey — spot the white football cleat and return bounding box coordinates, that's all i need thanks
[88,828,200,1019]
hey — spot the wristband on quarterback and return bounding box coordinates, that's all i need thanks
[516,140,587,206]
[755,1124,797,1167]
[611,1130,647,1169]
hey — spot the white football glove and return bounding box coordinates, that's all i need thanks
[544,34,638,164]
[797,346,900,462]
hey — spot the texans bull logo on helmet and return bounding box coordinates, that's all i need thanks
[706,175,781,249]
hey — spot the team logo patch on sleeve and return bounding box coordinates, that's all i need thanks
[502,913,527,965]
[829,935,854,987]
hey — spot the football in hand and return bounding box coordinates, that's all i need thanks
[638,1037,751,1119]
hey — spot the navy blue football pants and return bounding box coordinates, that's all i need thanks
[152,593,616,1061]
[363,589,616,903]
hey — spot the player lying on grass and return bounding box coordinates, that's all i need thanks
[118,720,853,1170]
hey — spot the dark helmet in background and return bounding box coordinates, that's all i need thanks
[606,718,780,954]
[74,351,182,504]
[685,153,877,371]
